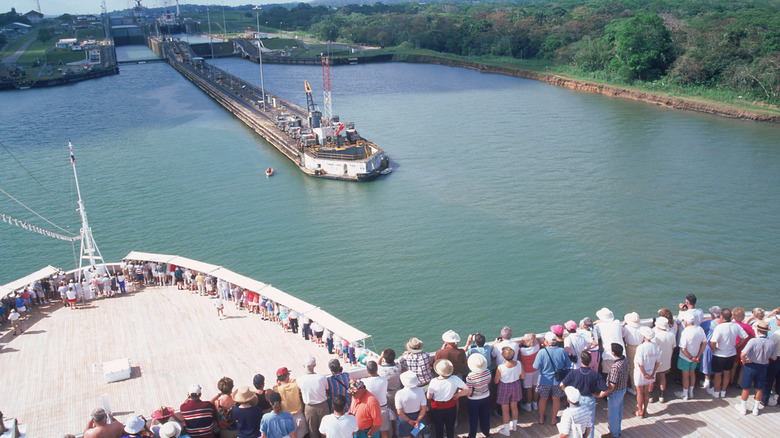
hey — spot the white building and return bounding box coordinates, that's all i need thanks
[56,38,77,49]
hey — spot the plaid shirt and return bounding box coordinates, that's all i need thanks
[399,352,433,386]
[608,357,629,391]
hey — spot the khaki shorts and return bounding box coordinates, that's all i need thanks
[380,405,396,431]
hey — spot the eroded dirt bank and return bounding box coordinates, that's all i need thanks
[395,54,780,123]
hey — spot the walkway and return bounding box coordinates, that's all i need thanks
[2,33,36,64]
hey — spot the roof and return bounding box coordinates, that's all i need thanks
[0,265,60,296]
[5,22,32,28]
[25,10,44,17]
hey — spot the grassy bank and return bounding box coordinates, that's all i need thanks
[388,47,780,122]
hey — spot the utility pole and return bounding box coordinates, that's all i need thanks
[207,7,215,77]
[254,5,266,110]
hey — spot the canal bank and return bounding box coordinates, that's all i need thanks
[392,53,780,123]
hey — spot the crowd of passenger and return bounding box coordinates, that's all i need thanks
[70,288,779,438]
[3,265,779,438]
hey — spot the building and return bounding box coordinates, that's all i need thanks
[1,22,32,35]
[56,38,77,49]
[87,48,101,64]
[24,10,44,24]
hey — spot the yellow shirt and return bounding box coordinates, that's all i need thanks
[274,380,303,415]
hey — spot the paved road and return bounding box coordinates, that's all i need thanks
[2,33,36,64]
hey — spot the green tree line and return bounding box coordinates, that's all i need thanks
[249,0,780,105]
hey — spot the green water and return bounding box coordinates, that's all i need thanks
[1,59,779,352]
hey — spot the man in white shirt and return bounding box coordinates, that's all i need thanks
[709,308,748,398]
[491,326,518,367]
[674,313,707,400]
[593,308,628,373]
[677,294,704,326]
[319,395,358,438]
[564,320,590,370]
[557,386,591,438]
[363,361,392,438]
[298,357,330,438]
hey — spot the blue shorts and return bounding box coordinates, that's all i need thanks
[677,357,698,371]
[741,363,768,390]
[341,345,349,355]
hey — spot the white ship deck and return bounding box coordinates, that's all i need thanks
[1,284,778,437]
[0,285,339,437]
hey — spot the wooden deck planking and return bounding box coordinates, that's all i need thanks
[1,285,778,437]
[0,286,337,437]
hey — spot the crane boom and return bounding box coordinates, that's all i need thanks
[304,80,317,114]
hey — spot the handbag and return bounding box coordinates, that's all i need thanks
[544,347,569,382]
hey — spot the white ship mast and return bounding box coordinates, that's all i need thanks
[69,142,107,282]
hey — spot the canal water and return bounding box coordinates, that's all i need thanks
[1,56,779,352]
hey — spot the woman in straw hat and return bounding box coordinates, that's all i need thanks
[426,359,471,438]
[651,317,676,402]
[398,338,434,387]
[232,386,263,438]
[159,421,185,438]
[148,407,182,438]
[465,354,490,438]
[634,326,661,418]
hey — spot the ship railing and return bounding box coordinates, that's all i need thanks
[308,148,369,161]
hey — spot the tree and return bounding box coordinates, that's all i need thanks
[38,28,54,43]
[606,13,674,81]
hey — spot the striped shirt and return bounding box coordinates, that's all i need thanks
[465,369,491,400]
[328,372,352,410]
[557,404,592,436]
[180,399,217,438]
[607,357,629,391]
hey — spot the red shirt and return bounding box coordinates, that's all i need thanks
[735,321,756,357]
[348,392,382,430]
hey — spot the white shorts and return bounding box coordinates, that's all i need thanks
[522,371,539,388]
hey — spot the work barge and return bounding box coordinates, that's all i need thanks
[150,37,388,181]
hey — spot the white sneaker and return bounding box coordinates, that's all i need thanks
[688,389,694,399]
[752,405,760,416]
[674,391,688,401]
[769,394,778,406]
[497,427,510,436]
[707,387,719,398]
[510,420,516,431]
[702,380,711,389]
[735,403,747,415]
[720,391,726,398]
[520,403,531,412]
[532,401,538,411]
